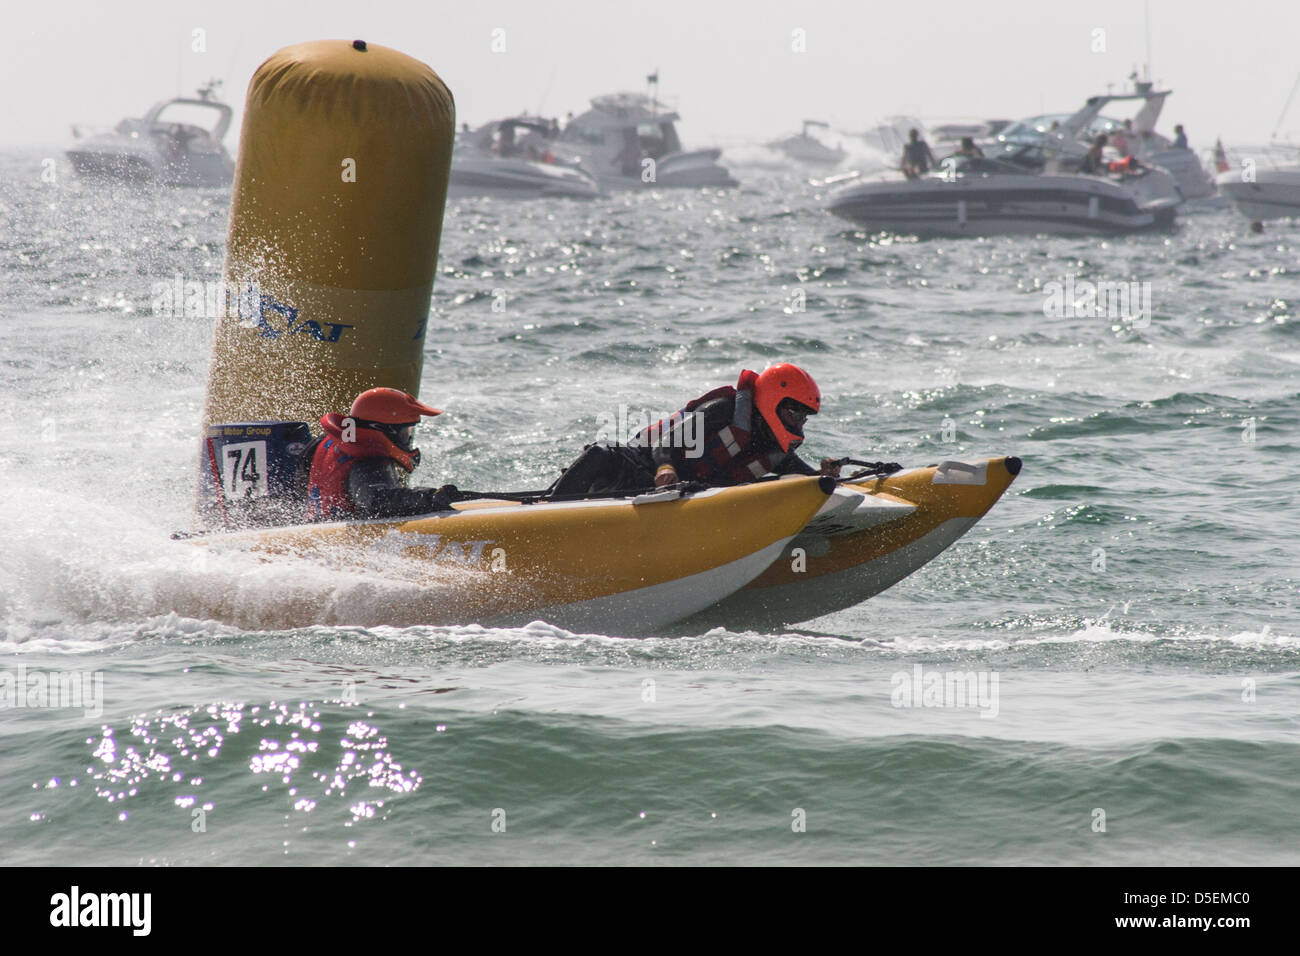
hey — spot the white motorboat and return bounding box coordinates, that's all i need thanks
[827,155,1180,237]
[991,78,1216,200]
[767,120,847,167]
[449,117,601,199]
[559,83,736,189]
[1215,146,1300,222]
[66,81,234,187]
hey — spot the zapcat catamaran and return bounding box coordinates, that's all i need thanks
[190,423,1019,634]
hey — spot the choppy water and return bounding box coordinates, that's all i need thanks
[1,149,1297,865]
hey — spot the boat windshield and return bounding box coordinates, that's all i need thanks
[151,101,228,138]
[997,114,1072,143]
[564,124,605,146]
[637,121,681,157]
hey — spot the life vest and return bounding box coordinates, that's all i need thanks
[305,412,419,520]
[636,370,790,485]
[1108,155,1134,174]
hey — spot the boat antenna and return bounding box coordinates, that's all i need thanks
[535,64,558,118]
[1144,0,1152,81]
[1272,71,1300,141]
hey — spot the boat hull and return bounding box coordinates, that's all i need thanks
[66,141,234,187]
[684,457,1020,629]
[1216,168,1300,221]
[590,150,737,189]
[448,155,601,199]
[1147,148,1216,200]
[201,476,834,635]
[829,175,1175,237]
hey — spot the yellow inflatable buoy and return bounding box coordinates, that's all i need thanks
[200,38,454,434]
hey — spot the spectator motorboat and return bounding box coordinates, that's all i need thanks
[767,120,847,167]
[1215,145,1300,223]
[559,87,736,189]
[449,116,601,199]
[827,154,1181,237]
[990,78,1216,200]
[66,82,235,187]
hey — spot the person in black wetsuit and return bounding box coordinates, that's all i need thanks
[549,364,840,497]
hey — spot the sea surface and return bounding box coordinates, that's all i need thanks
[1,148,1297,865]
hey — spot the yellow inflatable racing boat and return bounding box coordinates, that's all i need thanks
[203,474,838,634]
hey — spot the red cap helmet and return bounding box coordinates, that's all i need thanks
[754,364,820,452]
[349,388,442,425]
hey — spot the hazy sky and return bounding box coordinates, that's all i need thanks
[6,0,1297,150]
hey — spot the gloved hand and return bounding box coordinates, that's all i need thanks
[427,484,460,512]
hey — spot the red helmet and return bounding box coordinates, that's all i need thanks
[349,388,442,425]
[754,364,820,452]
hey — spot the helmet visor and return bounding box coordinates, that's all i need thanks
[776,399,814,438]
[377,423,416,451]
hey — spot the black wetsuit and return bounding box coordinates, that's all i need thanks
[551,394,817,496]
[346,458,455,519]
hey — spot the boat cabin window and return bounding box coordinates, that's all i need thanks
[563,125,605,146]
[634,121,681,160]
[151,102,226,137]
[997,114,1070,143]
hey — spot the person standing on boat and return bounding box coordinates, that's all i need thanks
[1173,124,1189,149]
[304,388,456,520]
[901,129,937,179]
[1111,121,1131,157]
[549,364,840,496]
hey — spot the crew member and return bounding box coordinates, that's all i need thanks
[305,387,455,520]
[550,364,840,496]
[1080,133,1109,175]
[1111,121,1131,157]
[901,128,937,179]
